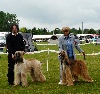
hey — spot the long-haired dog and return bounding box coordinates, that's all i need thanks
[59,50,93,86]
[14,51,46,87]
[59,50,73,86]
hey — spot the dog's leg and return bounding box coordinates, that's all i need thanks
[14,73,21,86]
[80,62,93,82]
[62,70,66,85]
[30,69,37,82]
[81,72,93,82]
[73,75,79,82]
[21,72,28,87]
[34,67,46,82]
[66,66,74,86]
[61,63,67,85]
[14,64,21,86]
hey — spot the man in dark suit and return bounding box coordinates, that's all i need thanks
[6,24,25,85]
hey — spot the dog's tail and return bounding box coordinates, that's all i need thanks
[78,60,93,82]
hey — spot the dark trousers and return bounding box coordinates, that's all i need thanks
[7,54,15,84]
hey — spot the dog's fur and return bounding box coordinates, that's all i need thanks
[59,50,93,86]
[14,51,46,87]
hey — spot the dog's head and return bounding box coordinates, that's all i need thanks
[14,51,24,63]
[59,50,69,60]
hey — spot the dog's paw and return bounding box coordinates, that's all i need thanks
[91,80,94,82]
[61,83,67,85]
[87,80,94,82]
[22,84,28,87]
[32,79,36,82]
[67,83,74,86]
[73,79,79,82]
[22,83,28,87]
[14,84,18,86]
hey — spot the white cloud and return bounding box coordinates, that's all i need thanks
[0,0,100,31]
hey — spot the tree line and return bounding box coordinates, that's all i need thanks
[0,11,100,35]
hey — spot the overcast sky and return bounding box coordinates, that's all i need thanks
[0,0,100,31]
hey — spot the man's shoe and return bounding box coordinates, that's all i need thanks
[58,80,62,84]
[9,82,14,85]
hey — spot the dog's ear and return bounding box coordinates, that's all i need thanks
[63,50,66,53]
[59,50,61,54]
[13,53,17,63]
[22,51,25,55]
[59,52,60,55]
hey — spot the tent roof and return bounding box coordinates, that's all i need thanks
[32,35,54,39]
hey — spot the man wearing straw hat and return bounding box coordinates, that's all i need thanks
[58,26,85,84]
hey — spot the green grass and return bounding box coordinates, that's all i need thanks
[0,43,100,94]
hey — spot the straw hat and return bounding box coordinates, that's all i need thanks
[62,26,70,32]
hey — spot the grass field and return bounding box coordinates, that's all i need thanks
[0,43,100,94]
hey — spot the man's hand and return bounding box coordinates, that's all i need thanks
[82,52,86,60]
[12,54,15,59]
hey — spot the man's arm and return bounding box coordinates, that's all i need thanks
[6,34,13,54]
[58,37,63,51]
[74,39,86,60]
[20,35,25,52]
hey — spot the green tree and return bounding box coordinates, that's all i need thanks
[19,27,27,33]
[53,28,61,34]
[27,29,31,33]
[88,28,96,34]
[77,27,82,34]
[0,11,6,31]
[0,11,19,32]
[97,29,100,34]
[71,28,77,34]
[42,28,47,35]
[32,27,36,35]
[84,29,89,34]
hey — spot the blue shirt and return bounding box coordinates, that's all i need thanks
[66,38,73,57]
